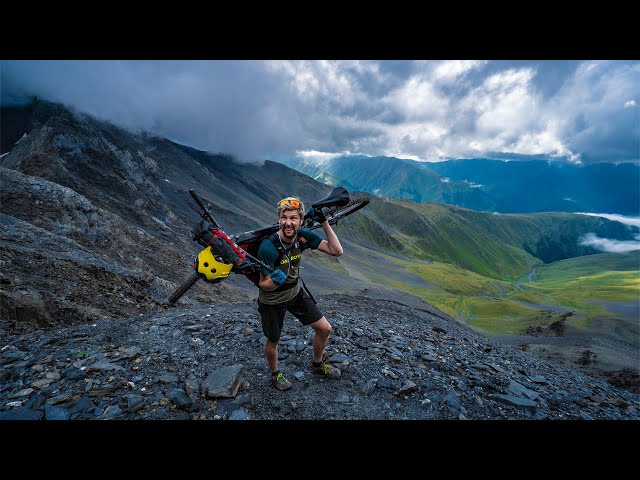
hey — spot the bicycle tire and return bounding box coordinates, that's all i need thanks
[326,193,370,222]
[306,193,370,228]
[167,271,200,304]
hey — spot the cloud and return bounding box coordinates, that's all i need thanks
[576,212,640,228]
[576,213,640,253]
[2,60,638,165]
[579,233,640,253]
[547,61,640,163]
[432,60,487,84]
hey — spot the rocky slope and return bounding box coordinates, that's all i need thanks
[2,293,638,420]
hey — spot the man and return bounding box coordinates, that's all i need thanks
[257,196,343,391]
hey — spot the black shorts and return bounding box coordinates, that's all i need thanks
[257,288,323,342]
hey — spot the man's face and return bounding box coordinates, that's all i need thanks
[279,209,302,241]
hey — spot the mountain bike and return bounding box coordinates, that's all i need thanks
[167,186,370,304]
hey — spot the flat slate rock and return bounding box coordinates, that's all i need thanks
[202,364,244,399]
[489,394,538,411]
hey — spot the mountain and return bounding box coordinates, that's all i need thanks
[278,155,640,215]
[428,158,640,215]
[1,100,638,416]
[280,155,498,211]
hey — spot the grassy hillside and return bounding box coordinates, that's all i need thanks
[345,197,636,283]
[339,226,639,336]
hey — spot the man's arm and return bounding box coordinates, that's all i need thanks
[259,271,284,291]
[316,221,343,257]
[256,239,284,291]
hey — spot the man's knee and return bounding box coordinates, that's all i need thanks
[312,316,332,336]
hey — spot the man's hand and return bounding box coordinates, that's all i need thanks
[192,220,214,246]
[269,269,287,286]
[308,207,327,224]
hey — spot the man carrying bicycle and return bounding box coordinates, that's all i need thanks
[257,196,343,391]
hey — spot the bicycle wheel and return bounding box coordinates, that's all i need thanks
[167,271,200,304]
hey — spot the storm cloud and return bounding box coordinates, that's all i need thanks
[1,60,638,164]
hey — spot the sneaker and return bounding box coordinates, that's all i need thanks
[311,360,341,379]
[272,372,292,391]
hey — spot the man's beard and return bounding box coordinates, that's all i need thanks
[281,224,299,241]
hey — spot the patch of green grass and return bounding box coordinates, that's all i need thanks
[401,261,511,295]
[76,348,101,357]
[468,299,541,334]
[362,250,639,336]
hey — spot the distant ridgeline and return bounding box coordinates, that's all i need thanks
[278,155,640,215]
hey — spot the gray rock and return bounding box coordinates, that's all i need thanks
[489,394,537,411]
[86,360,124,372]
[0,408,43,420]
[168,389,193,410]
[228,408,251,420]
[45,404,71,420]
[184,378,200,396]
[427,393,445,405]
[362,378,378,396]
[445,390,462,408]
[489,363,507,374]
[233,393,252,406]
[25,394,47,410]
[158,373,179,383]
[69,396,95,414]
[97,405,123,419]
[329,353,353,365]
[45,393,76,405]
[507,380,540,401]
[295,338,307,352]
[377,378,397,390]
[292,371,305,381]
[215,399,236,418]
[529,375,548,384]
[421,354,437,362]
[278,350,289,360]
[203,364,243,398]
[62,367,86,380]
[399,380,417,395]
[126,394,146,412]
[116,346,141,359]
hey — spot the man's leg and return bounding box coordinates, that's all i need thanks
[308,317,341,379]
[258,300,291,390]
[289,290,341,379]
[265,339,279,373]
[309,316,332,363]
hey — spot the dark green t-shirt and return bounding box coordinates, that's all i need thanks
[257,228,322,305]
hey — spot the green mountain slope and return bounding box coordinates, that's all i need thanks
[340,197,636,282]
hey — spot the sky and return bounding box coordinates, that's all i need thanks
[1,60,638,164]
